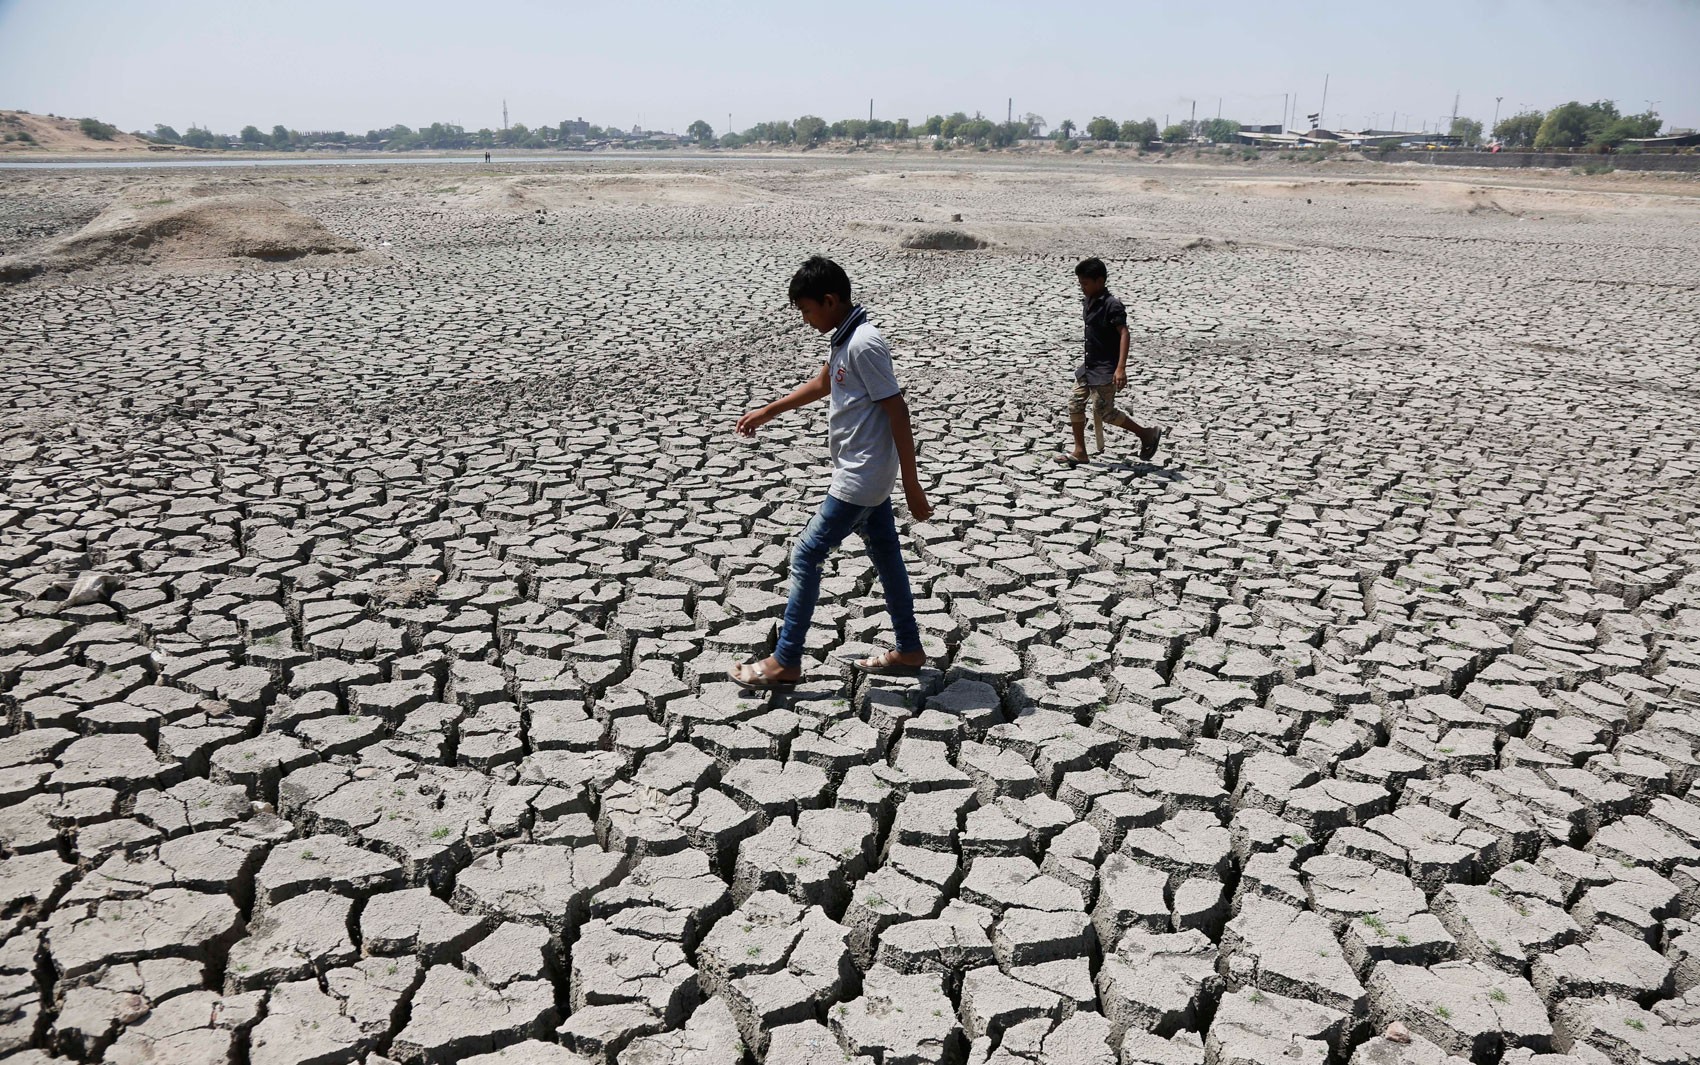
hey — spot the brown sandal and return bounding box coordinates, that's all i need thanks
[849,650,926,677]
[728,660,801,692]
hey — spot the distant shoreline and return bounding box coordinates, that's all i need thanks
[5,143,1697,177]
[0,143,1078,163]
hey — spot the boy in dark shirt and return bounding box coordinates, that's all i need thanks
[1056,257,1162,464]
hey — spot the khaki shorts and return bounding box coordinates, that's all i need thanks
[1068,382,1121,424]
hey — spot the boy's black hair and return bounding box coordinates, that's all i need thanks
[1075,257,1108,281]
[788,255,853,306]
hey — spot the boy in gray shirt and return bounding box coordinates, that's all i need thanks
[730,256,932,689]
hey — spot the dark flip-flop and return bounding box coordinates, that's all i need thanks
[1050,453,1084,466]
[1140,427,1164,461]
[727,662,800,692]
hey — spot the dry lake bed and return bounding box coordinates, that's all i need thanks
[1,153,1699,1065]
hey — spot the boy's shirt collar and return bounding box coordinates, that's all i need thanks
[830,305,868,347]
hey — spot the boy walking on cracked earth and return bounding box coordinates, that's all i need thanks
[1056,256,1163,465]
[729,255,932,691]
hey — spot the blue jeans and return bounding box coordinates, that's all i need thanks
[773,494,921,670]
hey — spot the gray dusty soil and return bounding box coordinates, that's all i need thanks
[1,154,1698,1065]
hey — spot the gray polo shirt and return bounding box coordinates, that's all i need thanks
[825,306,902,507]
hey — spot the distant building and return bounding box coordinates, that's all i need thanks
[1625,131,1700,149]
[1232,127,1454,149]
[560,118,590,137]
[1233,130,1305,146]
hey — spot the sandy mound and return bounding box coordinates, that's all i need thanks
[1463,185,1690,218]
[844,217,1264,258]
[0,110,157,154]
[0,195,362,282]
[463,173,769,211]
[899,227,989,251]
[843,220,994,251]
[1088,176,1171,197]
[1213,178,1423,201]
[850,171,983,191]
[1463,189,1511,215]
[1206,177,1529,216]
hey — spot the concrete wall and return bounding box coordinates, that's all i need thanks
[1377,150,1700,173]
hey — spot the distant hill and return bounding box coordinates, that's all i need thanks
[0,110,159,153]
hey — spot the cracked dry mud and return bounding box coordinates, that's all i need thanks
[1,155,1698,1065]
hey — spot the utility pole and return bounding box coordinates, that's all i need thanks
[1282,93,1288,131]
[1492,97,1502,133]
[1449,92,1459,135]
[1189,99,1196,135]
[869,98,873,123]
[1008,98,1012,125]
[1318,74,1329,128]
[502,100,508,131]
[1217,97,1222,120]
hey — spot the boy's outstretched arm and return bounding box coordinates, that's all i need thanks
[736,362,830,436]
[1114,324,1131,388]
[877,394,932,522]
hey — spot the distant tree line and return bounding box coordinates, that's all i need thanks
[717,116,914,148]
[1077,115,1241,147]
[1491,100,1661,150]
[110,97,1668,156]
[713,111,1193,150]
[136,119,620,151]
[713,102,1660,154]
[718,112,1060,149]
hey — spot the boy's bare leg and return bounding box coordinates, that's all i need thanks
[1059,385,1090,462]
[1067,421,1089,461]
[1107,409,1163,459]
[1106,410,1147,434]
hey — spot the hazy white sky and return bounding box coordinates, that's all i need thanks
[1,0,1695,136]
